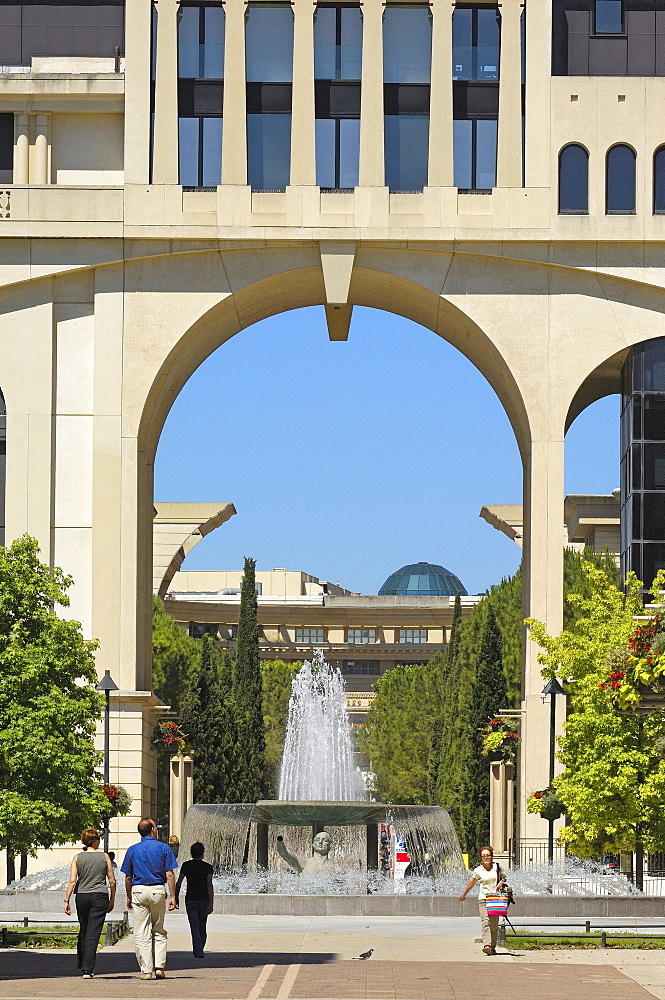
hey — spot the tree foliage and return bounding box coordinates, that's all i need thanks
[261,659,300,796]
[232,557,266,800]
[527,563,665,858]
[0,536,104,865]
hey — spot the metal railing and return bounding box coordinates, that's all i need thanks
[0,912,130,948]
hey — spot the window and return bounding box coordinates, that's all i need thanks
[343,661,379,675]
[655,147,665,214]
[399,629,428,644]
[347,628,376,644]
[315,4,362,189]
[178,4,225,188]
[296,628,324,643]
[559,144,588,214]
[595,0,622,34]
[452,6,500,82]
[383,5,431,192]
[246,4,294,190]
[188,622,219,638]
[453,118,497,190]
[0,114,12,185]
[606,144,636,214]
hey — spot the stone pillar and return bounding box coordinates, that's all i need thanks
[359,0,384,187]
[34,115,49,185]
[489,760,514,858]
[14,115,29,184]
[496,0,523,188]
[521,436,565,839]
[427,0,454,187]
[124,0,152,184]
[169,754,194,840]
[256,823,269,870]
[222,0,248,185]
[290,0,316,186]
[152,0,180,184]
[524,0,551,187]
[366,823,379,871]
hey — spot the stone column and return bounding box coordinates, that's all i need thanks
[152,0,180,185]
[496,0,523,188]
[524,0,551,187]
[124,0,152,184]
[521,436,565,839]
[222,0,248,185]
[14,114,29,184]
[428,0,454,187]
[290,0,316,186]
[359,0,384,187]
[489,760,514,857]
[34,115,49,185]
[169,755,194,840]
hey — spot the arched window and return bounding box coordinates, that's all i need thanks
[559,144,588,214]
[606,144,636,214]
[654,147,665,214]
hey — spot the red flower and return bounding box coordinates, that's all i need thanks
[600,683,607,690]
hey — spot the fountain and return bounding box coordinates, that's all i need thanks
[179,651,466,891]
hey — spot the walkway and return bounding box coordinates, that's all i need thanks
[1,914,663,1000]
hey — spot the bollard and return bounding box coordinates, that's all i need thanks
[23,917,29,928]
[585,920,591,933]
[498,921,506,947]
[105,922,113,946]
[1,927,7,947]
[601,930,607,948]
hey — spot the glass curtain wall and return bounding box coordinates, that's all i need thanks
[452,5,500,191]
[178,2,225,188]
[621,340,665,589]
[246,4,294,191]
[383,5,432,192]
[314,4,362,190]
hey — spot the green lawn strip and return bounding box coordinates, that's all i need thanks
[1,924,129,949]
[507,933,665,950]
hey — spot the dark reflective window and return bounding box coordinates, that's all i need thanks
[606,144,636,214]
[453,5,500,82]
[316,117,360,188]
[453,118,496,190]
[246,4,294,83]
[314,4,362,80]
[0,113,12,185]
[179,4,224,79]
[559,144,588,214]
[595,0,623,34]
[644,397,665,440]
[654,147,665,214]
[247,114,292,190]
[383,5,432,83]
[384,115,429,191]
[645,341,665,392]
[177,4,224,187]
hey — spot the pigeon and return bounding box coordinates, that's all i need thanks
[352,949,374,960]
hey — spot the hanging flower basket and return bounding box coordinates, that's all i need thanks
[99,783,132,819]
[151,720,190,754]
[601,617,665,712]
[481,718,521,761]
[527,786,564,821]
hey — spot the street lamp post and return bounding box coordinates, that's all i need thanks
[541,676,565,871]
[95,670,119,852]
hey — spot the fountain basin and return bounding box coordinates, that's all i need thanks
[252,801,387,826]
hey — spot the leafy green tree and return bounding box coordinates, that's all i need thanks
[0,536,103,884]
[261,659,300,796]
[233,557,266,800]
[528,564,665,883]
[181,636,242,802]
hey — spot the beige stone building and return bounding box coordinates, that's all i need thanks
[3,0,665,882]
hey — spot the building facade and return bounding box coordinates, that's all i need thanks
[3,0,665,880]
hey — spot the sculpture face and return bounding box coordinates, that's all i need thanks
[312,831,332,856]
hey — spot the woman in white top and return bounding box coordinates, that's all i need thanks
[459,845,506,955]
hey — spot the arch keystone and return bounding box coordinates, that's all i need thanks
[320,241,356,340]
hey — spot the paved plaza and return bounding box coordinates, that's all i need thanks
[2,914,665,1000]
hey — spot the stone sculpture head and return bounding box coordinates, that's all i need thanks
[312,831,333,856]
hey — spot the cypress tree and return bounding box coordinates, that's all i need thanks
[434,593,464,806]
[233,556,266,800]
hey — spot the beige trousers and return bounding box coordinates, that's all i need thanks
[132,885,168,973]
[479,900,499,948]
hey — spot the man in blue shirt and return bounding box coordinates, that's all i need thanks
[121,818,178,979]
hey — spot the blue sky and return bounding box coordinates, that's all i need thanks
[154,306,619,596]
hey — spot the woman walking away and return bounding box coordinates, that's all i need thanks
[459,846,506,955]
[175,842,214,959]
[64,828,116,978]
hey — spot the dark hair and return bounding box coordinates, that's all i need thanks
[138,817,156,837]
[108,852,115,861]
[479,845,494,857]
[190,842,205,859]
[81,828,101,848]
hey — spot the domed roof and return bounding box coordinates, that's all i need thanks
[378,561,467,597]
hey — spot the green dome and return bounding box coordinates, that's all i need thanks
[378,561,467,597]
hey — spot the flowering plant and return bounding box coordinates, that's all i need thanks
[481,718,521,758]
[526,786,564,821]
[601,610,665,711]
[99,783,132,818]
[151,719,190,754]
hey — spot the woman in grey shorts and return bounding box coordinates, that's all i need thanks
[64,828,116,978]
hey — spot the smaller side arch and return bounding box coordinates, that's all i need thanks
[558,143,589,215]
[606,143,636,215]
